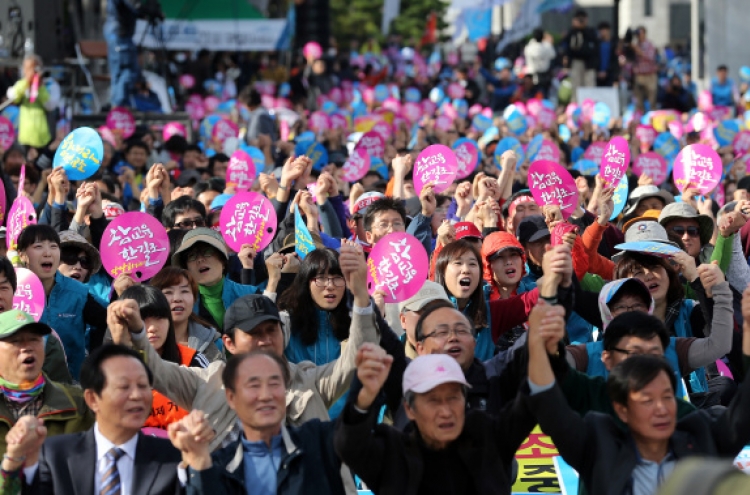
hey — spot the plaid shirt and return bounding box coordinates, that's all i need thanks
[3,391,44,421]
[634,40,658,75]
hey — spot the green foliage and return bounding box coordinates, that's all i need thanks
[330,0,385,46]
[391,0,448,43]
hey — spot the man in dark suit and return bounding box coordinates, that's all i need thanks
[11,344,194,494]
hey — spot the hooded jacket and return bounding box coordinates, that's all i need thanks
[481,232,527,301]
[187,320,225,363]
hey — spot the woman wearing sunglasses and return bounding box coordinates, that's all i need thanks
[57,231,101,285]
[658,202,715,264]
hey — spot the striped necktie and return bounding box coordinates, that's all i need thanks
[100,447,125,495]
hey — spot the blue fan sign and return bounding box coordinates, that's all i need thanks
[53,127,104,180]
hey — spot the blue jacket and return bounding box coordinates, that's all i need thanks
[40,272,106,379]
[449,284,495,362]
[711,77,736,107]
[186,422,345,495]
[193,276,262,331]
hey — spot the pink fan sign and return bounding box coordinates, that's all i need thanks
[219,192,277,252]
[535,139,560,162]
[100,212,170,281]
[303,41,323,60]
[366,232,428,303]
[185,96,205,121]
[402,102,422,123]
[583,142,607,165]
[6,196,36,251]
[382,97,401,113]
[162,122,186,141]
[633,152,668,185]
[309,111,331,133]
[341,148,371,182]
[331,113,348,130]
[447,83,465,100]
[600,137,631,187]
[413,144,458,195]
[0,178,5,224]
[636,125,657,149]
[422,99,437,116]
[673,144,722,195]
[435,115,453,132]
[741,154,750,174]
[179,74,195,89]
[98,126,117,147]
[453,140,479,180]
[371,120,392,140]
[226,150,256,192]
[528,160,578,219]
[0,116,15,149]
[669,120,684,140]
[354,131,386,159]
[734,130,750,155]
[204,96,220,113]
[212,118,239,142]
[12,268,45,322]
[106,107,135,139]
[537,107,556,129]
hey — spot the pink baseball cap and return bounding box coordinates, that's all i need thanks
[402,354,471,395]
[352,192,385,215]
[454,222,482,240]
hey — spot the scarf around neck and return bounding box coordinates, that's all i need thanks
[0,374,45,404]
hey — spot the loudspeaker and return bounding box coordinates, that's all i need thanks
[0,0,66,64]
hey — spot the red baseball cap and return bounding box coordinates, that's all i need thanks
[454,222,483,240]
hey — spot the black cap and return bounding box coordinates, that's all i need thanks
[224,295,282,333]
[516,215,550,244]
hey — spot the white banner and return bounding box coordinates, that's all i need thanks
[135,19,289,52]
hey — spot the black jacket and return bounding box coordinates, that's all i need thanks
[185,422,344,495]
[525,368,750,495]
[334,386,537,495]
[26,429,182,495]
[564,27,600,69]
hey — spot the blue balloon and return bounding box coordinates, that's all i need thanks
[294,134,316,158]
[610,174,629,220]
[571,146,585,163]
[321,101,338,115]
[2,106,19,129]
[405,87,422,103]
[714,119,741,147]
[593,102,611,127]
[216,99,235,115]
[302,142,329,171]
[453,99,469,119]
[526,134,544,162]
[495,137,525,171]
[480,126,499,145]
[374,84,389,103]
[389,85,400,100]
[558,124,572,143]
[352,89,362,105]
[240,145,265,170]
[740,66,750,84]
[654,132,680,161]
[472,114,493,133]
[200,115,220,138]
[370,157,389,180]
[572,159,598,176]
[205,148,216,158]
[351,102,367,119]
[503,105,527,136]
[53,127,104,180]
[279,82,291,97]
[429,87,445,104]
[494,57,510,71]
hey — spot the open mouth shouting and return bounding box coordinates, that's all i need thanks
[69,271,83,281]
[458,277,472,288]
[39,262,54,273]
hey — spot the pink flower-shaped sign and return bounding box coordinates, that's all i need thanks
[12,268,45,322]
[600,137,631,188]
[341,148,371,182]
[100,212,170,281]
[6,196,36,251]
[106,107,135,139]
[633,152,668,186]
[226,150,256,192]
[528,160,578,219]
[583,142,607,165]
[212,118,239,143]
[413,144,458,195]
[366,232,428,303]
[219,192,277,252]
[673,144,722,195]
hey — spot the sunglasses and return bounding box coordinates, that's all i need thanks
[60,251,91,269]
[670,226,700,238]
[174,217,206,230]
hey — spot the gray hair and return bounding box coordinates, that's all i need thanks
[402,385,469,410]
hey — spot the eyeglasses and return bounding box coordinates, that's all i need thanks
[374,220,405,231]
[312,276,346,287]
[186,248,216,262]
[611,347,662,357]
[174,217,206,230]
[60,252,91,269]
[670,226,700,238]
[610,302,649,314]
[421,326,475,341]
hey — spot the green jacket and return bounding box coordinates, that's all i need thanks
[9,78,51,148]
[0,374,94,457]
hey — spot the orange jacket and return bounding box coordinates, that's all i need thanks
[580,221,615,280]
[143,344,196,430]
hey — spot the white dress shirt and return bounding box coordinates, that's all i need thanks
[23,423,140,493]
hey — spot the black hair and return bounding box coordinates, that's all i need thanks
[573,8,588,18]
[222,351,290,392]
[125,141,149,156]
[80,344,153,396]
[162,196,207,228]
[17,224,60,253]
[718,64,728,72]
[238,86,262,107]
[2,147,24,164]
[607,284,651,311]
[615,252,684,306]
[97,175,119,195]
[598,21,611,30]
[0,257,16,292]
[277,248,351,346]
[363,197,407,233]
[414,299,459,341]
[208,153,230,173]
[6,163,39,184]
[434,240,487,330]
[184,144,203,155]
[164,135,188,155]
[120,285,182,364]
[532,28,544,42]
[603,312,669,353]
[606,355,676,406]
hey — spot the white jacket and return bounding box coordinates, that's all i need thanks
[524,39,556,75]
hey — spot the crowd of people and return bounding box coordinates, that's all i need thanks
[1,3,750,494]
